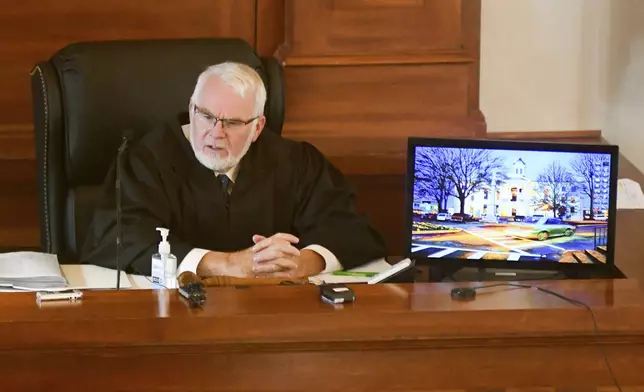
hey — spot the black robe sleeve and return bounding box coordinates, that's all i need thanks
[291,142,388,270]
[80,143,194,275]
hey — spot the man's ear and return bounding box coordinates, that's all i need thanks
[188,102,194,122]
[252,116,266,142]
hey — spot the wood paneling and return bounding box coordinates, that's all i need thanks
[2,279,644,390]
[287,0,464,57]
[0,0,483,253]
[351,174,406,255]
[0,125,34,159]
[255,0,285,56]
[285,64,469,122]
[0,159,38,249]
[275,0,484,162]
[0,0,256,159]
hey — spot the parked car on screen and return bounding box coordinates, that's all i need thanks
[450,213,474,223]
[508,217,576,241]
[436,212,450,221]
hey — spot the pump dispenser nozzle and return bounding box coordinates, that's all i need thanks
[156,227,171,254]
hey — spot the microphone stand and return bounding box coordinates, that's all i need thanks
[115,135,129,290]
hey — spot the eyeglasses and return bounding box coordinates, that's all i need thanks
[191,103,259,130]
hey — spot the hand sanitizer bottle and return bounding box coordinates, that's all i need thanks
[151,227,178,289]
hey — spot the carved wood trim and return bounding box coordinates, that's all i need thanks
[489,130,603,141]
[283,51,475,67]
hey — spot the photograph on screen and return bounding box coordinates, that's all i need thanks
[411,146,612,264]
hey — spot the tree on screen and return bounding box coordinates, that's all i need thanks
[444,149,504,215]
[414,148,454,212]
[571,153,609,220]
[533,161,577,218]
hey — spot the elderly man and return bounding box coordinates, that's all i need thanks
[81,62,386,278]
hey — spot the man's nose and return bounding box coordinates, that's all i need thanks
[209,121,226,138]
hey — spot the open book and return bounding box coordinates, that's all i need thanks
[0,251,67,290]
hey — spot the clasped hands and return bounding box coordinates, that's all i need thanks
[199,233,324,279]
[249,233,302,277]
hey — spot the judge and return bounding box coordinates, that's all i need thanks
[80,61,387,278]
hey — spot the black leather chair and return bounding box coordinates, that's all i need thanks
[30,38,285,262]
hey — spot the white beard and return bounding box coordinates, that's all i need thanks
[190,124,255,172]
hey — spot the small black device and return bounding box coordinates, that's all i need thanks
[319,284,355,304]
[177,272,207,307]
[450,287,477,301]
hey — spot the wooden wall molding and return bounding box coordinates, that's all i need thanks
[488,130,603,141]
[278,51,475,67]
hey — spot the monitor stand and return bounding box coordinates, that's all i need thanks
[427,265,565,282]
[449,267,565,282]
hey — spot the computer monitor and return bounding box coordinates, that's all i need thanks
[404,137,620,278]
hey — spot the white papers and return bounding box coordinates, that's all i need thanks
[60,264,132,290]
[617,178,644,209]
[0,251,67,290]
[308,258,393,284]
[126,273,154,289]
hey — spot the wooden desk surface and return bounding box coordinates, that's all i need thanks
[2,280,644,391]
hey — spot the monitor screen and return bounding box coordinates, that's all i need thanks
[406,138,618,267]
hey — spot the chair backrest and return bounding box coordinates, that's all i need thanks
[30,38,284,262]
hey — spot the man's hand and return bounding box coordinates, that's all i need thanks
[195,232,325,278]
[196,248,255,278]
[250,233,300,274]
[251,233,324,278]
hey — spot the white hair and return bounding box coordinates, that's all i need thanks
[191,62,266,117]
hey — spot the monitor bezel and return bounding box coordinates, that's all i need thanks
[404,137,619,272]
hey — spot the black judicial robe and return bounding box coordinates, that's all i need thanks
[80,115,387,275]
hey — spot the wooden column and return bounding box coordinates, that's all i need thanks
[259,0,485,175]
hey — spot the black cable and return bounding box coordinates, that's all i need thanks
[535,286,622,392]
[469,282,532,290]
[468,283,622,392]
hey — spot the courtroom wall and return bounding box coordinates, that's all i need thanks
[0,0,484,173]
[480,0,608,133]
[0,0,483,255]
[0,0,258,160]
[602,0,644,173]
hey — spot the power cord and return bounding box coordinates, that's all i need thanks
[452,283,622,392]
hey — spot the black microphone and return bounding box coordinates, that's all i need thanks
[115,133,129,290]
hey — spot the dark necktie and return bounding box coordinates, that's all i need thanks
[217,174,231,202]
